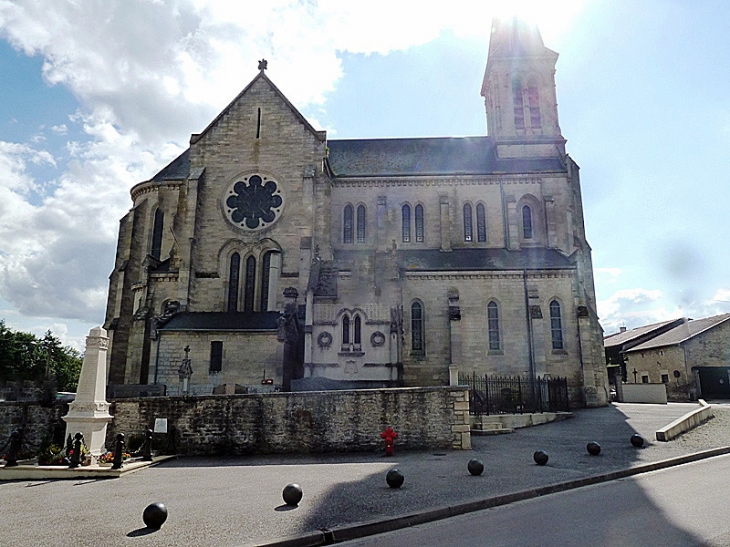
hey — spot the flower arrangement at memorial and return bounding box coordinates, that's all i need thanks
[97,451,131,464]
[37,444,66,466]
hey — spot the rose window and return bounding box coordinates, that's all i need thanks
[223,174,283,230]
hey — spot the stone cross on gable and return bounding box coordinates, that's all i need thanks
[258,59,268,71]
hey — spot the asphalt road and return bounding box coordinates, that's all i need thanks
[1,403,727,546]
[342,453,730,547]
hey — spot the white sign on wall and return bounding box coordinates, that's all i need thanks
[154,418,168,434]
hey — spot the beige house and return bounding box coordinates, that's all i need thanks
[103,18,608,407]
[622,314,730,400]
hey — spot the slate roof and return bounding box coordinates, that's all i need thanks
[152,149,190,181]
[327,137,565,178]
[158,312,280,332]
[624,314,730,352]
[150,136,566,182]
[603,318,685,349]
[333,248,574,272]
[397,248,573,271]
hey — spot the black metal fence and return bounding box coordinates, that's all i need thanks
[458,373,570,416]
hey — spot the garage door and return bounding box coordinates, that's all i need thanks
[698,367,730,399]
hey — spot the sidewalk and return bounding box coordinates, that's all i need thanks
[2,402,729,547]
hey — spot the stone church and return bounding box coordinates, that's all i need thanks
[104,18,608,407]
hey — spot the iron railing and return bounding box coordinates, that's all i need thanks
[458,373,570,416]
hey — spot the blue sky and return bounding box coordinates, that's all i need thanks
[0,0,729,350]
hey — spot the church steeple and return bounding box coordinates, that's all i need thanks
[481,17,564,157]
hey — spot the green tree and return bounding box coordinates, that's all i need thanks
[0,321,83,392]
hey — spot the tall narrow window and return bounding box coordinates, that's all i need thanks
[463,203,473,242]
[522,205,533,239]
[411,301,424,352]
[402,204,411,242]
[260,251,272,311]
[476,203,487,243]
[244,256,256,312]
[151,209,164,260]
[354,315,362,347]
[342,315,350,345]
[512,79,525,129]
[227,252,240,311]
[487,301,500,351]
[210,341,223,373]
[343,205,353,244]
[527,79,541,128]
[415,204,424,242]
[356,205,366,243]
[550,300,564,350]
[256,107,262,138]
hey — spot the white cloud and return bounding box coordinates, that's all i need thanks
[51,124,67,134]
[594,267,622,284]
[598,288,677,334]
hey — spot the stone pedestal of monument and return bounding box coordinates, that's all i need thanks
[62,327,113,455]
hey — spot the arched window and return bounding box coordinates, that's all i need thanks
[151,209,164,260]
[402,204,411,242]
[343,205,354,244]
[356,205,366,243]
[354,315,362,347]
[411,301,424,352]
[342,315,350,345]
[463,203,473,242]
[512,79,525,129]
[244,255,256,312]
[227,252,240,312]
[415,204,424,243]
[527,78,541,129]
[260,251,272,311]
[476,203,487,243]
[550,300,564,350]
[487,301,500,351]
[522,205,533,239]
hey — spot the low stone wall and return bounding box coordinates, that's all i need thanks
[0,402,68,450]
[617,383,668,404]
[655,400,714,442]
[107,386,471,455]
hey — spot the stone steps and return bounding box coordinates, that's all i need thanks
[471,421,515,436]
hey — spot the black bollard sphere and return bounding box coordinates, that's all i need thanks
[282,483,303,506]
[467,458,484,476]
[587,441,602,456]
[630,434,644,448]
[386,469,404,489]
[142,502,168,529]
[533,450,549,466]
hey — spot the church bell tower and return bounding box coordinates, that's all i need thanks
[481,17,565,158]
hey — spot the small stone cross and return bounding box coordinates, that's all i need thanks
[258,59,268,71]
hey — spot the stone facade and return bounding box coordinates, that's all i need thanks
[104,18,608,407]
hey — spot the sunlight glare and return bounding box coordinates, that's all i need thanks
[489,0,584,42]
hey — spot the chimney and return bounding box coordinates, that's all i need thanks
[619,326,627,333]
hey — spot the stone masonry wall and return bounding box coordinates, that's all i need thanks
[106,386,471,455]
[0,402,67,452]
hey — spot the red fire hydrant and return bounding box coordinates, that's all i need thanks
[380,426,398,457]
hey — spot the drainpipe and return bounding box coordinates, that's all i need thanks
[153,336,161,385]
[523,270,536,387]
[683,344,692,400]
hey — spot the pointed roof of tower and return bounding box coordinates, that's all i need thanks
[487,16,556,60]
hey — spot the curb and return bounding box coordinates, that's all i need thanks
[256,445,730,547]
[0,455,177,481]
